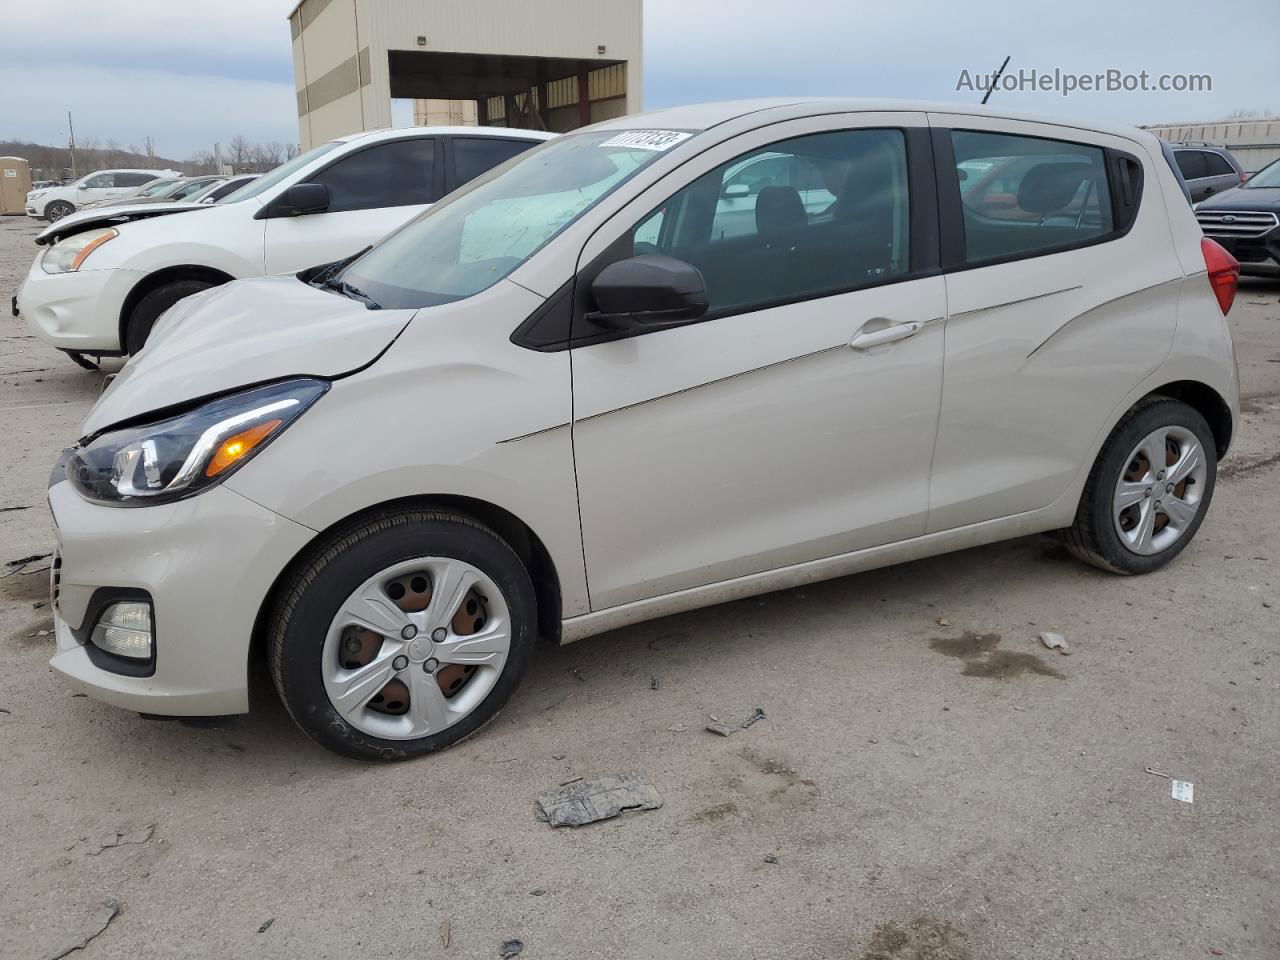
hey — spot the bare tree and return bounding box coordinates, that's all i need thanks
[251,140,285,172]
[285,142,300,161]
[227,135,255,172]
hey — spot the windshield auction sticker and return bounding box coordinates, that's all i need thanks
[599,130,692,152]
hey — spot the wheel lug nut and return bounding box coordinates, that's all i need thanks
[392,655,409,671]
[432,627,447,642]
[424,658,439,674]
[401,624,417,640]
[1166,483,1174,493]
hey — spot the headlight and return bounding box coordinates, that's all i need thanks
[41,228,118,274]
[28,189,45,200]
[68,378,329,506]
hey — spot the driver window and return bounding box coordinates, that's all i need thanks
[630,128,910,318]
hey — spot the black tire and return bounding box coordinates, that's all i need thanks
[44,200,75,221]
[1062,397,1216,575]
[123,279,215,354]
[268,509,538,762]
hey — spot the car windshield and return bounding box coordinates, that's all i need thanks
[217,142,339,204]
[339,130,689,309]
[1243,158,1280,188]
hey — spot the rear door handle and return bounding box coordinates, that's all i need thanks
[849,322,921,350]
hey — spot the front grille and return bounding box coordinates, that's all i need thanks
[1196,209,1279,239]
[50,549,62,611]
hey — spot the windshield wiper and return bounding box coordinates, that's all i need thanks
[322,276,381,310]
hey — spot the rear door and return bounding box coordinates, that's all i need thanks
[263,137,441,274]
[1200,151,1240,199]
[569,114,947,609]
[927,115,1180,532]
[445,136,541,194]
[1174,150,1215,201]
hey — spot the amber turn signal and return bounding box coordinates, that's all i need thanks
[205,419,282,477]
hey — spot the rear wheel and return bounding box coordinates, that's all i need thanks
[123,279,215,354]
[1062,397,1216,574]
[44,200,75,221]
[269,510,537,761]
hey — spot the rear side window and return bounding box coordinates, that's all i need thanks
[951,131,1112,264]
[83,173,116,188]
[452,138,537,187]
[115,172,158,187]
[1174,150,1208,180]
[1203,152,1234,176]
[310,138,438,212]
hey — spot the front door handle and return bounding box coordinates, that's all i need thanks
[849,321,920,350]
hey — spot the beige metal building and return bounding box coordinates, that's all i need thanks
[289,0,643,149]
[1145,117,1280,174]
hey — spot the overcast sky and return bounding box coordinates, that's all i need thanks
[0,0,1275,159]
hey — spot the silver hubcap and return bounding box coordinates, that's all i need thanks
[321,557,511,740]
[1112,425,1206,556]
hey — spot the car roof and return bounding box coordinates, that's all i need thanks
[589,98,1158,144]
[86,168,176,175]
[334,126,558,145]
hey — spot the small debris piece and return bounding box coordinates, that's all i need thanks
[1171,779,1194,804]
[550,753,566,760]
[936,617,951,627]
[257,918,274,934]
[649,677,660,690]
[1144,767,1171,779]
[48,899,121,960]
[558,776,584,787]
[440,918,451,948]
[0,708,10,715]
[668,723,687,733]
[5,552,50,568]
[74,824,156,857]
[529,889,546,897]
[568,667,586,682]
[763,854,779,864]
[500,939,524,958]
[742,707,766,729]
[494,757,517,764]
[535,775,662,827]
[1038,631,1071,655]
[705,722,734,737]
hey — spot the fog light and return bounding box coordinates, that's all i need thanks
[90,601,153,660]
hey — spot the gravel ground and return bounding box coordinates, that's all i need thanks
[1,214,1278,960]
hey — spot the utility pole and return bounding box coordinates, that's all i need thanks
[981,56,1011,106]
[67,111,78,178]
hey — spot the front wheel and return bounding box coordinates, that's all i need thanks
[269,510,538,761]
[1062,397,1216,574]
[123,279,215,354]
[44,200,75,221]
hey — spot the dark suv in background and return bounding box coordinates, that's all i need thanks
[1196,157,1280,276]
[1172,143,1247,202]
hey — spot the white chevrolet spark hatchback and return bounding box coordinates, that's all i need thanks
[47,100,1241,761]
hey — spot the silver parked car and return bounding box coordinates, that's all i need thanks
[1171,143,1246,202]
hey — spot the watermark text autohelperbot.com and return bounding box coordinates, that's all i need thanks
[957,68,1212,97]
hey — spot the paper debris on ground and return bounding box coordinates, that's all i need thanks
[1171,779,1194,803]
[705,721,735,737]
[535,775,662,827]
[1038,631,1071,655]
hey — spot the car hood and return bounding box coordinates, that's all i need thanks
[81,276,415,438]
[35,202,213,245]
[1197,186,1280,211]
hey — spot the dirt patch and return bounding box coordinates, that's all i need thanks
[692,749,816,824]
[0,568,52,606]
[1219,450,1280,480]
[929,631,1063,681]
[858,915,972,960]
[929,632,1000,659]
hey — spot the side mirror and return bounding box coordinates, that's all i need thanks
[588,254,708,330]
[722,183,750,199]
[76,183,89,190]
[278,182,329,216]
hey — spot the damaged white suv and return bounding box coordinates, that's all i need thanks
[14,127,552,365]
[46,100,1240,761]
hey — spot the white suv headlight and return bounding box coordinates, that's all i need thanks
[41,228,118,275]
[68,378,329,506]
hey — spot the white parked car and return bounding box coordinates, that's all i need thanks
[46,100,1240,761]
[25,168,181,221]
[15,128,553,361]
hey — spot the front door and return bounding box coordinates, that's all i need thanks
[264,137,440,274]
[570,117,947,609]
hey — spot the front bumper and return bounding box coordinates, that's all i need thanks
[16,255,142,352]
[1205,226,1280,275]
[48,478,315,716]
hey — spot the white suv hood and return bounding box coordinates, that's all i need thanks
[82,276,414,437]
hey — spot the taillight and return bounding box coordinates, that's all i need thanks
[1201,237,1240,315]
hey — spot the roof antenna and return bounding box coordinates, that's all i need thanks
[981,56,1011,105]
